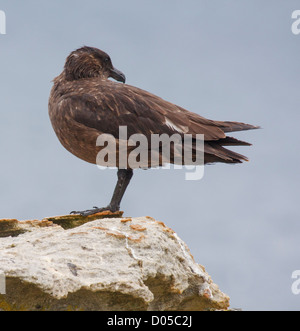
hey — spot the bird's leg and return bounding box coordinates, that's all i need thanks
[108,169,133,212]
[70,169,133,216]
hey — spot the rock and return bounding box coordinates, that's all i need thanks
[0,213,230,311]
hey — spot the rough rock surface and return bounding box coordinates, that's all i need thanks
[0,213,230,311]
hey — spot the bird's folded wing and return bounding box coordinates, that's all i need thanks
[59,82,257,142]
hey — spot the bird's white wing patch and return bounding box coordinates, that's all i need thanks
[165,117,188,133]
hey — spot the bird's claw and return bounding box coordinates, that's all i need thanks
[70,206,113,217]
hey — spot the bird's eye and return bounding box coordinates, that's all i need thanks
[104,57,110,63]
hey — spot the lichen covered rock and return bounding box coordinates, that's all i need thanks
[0,213,229,311]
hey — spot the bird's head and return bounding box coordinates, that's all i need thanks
[63,46,126,83]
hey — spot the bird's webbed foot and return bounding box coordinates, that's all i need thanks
[70,205,118,217]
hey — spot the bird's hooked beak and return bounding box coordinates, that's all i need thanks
[109,67,126,83]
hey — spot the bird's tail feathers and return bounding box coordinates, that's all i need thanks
[204,142,249,164]
[215,121,260,133]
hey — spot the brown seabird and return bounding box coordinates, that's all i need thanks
[48,46,258,216]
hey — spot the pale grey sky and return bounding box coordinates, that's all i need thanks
[0,0,300,310]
